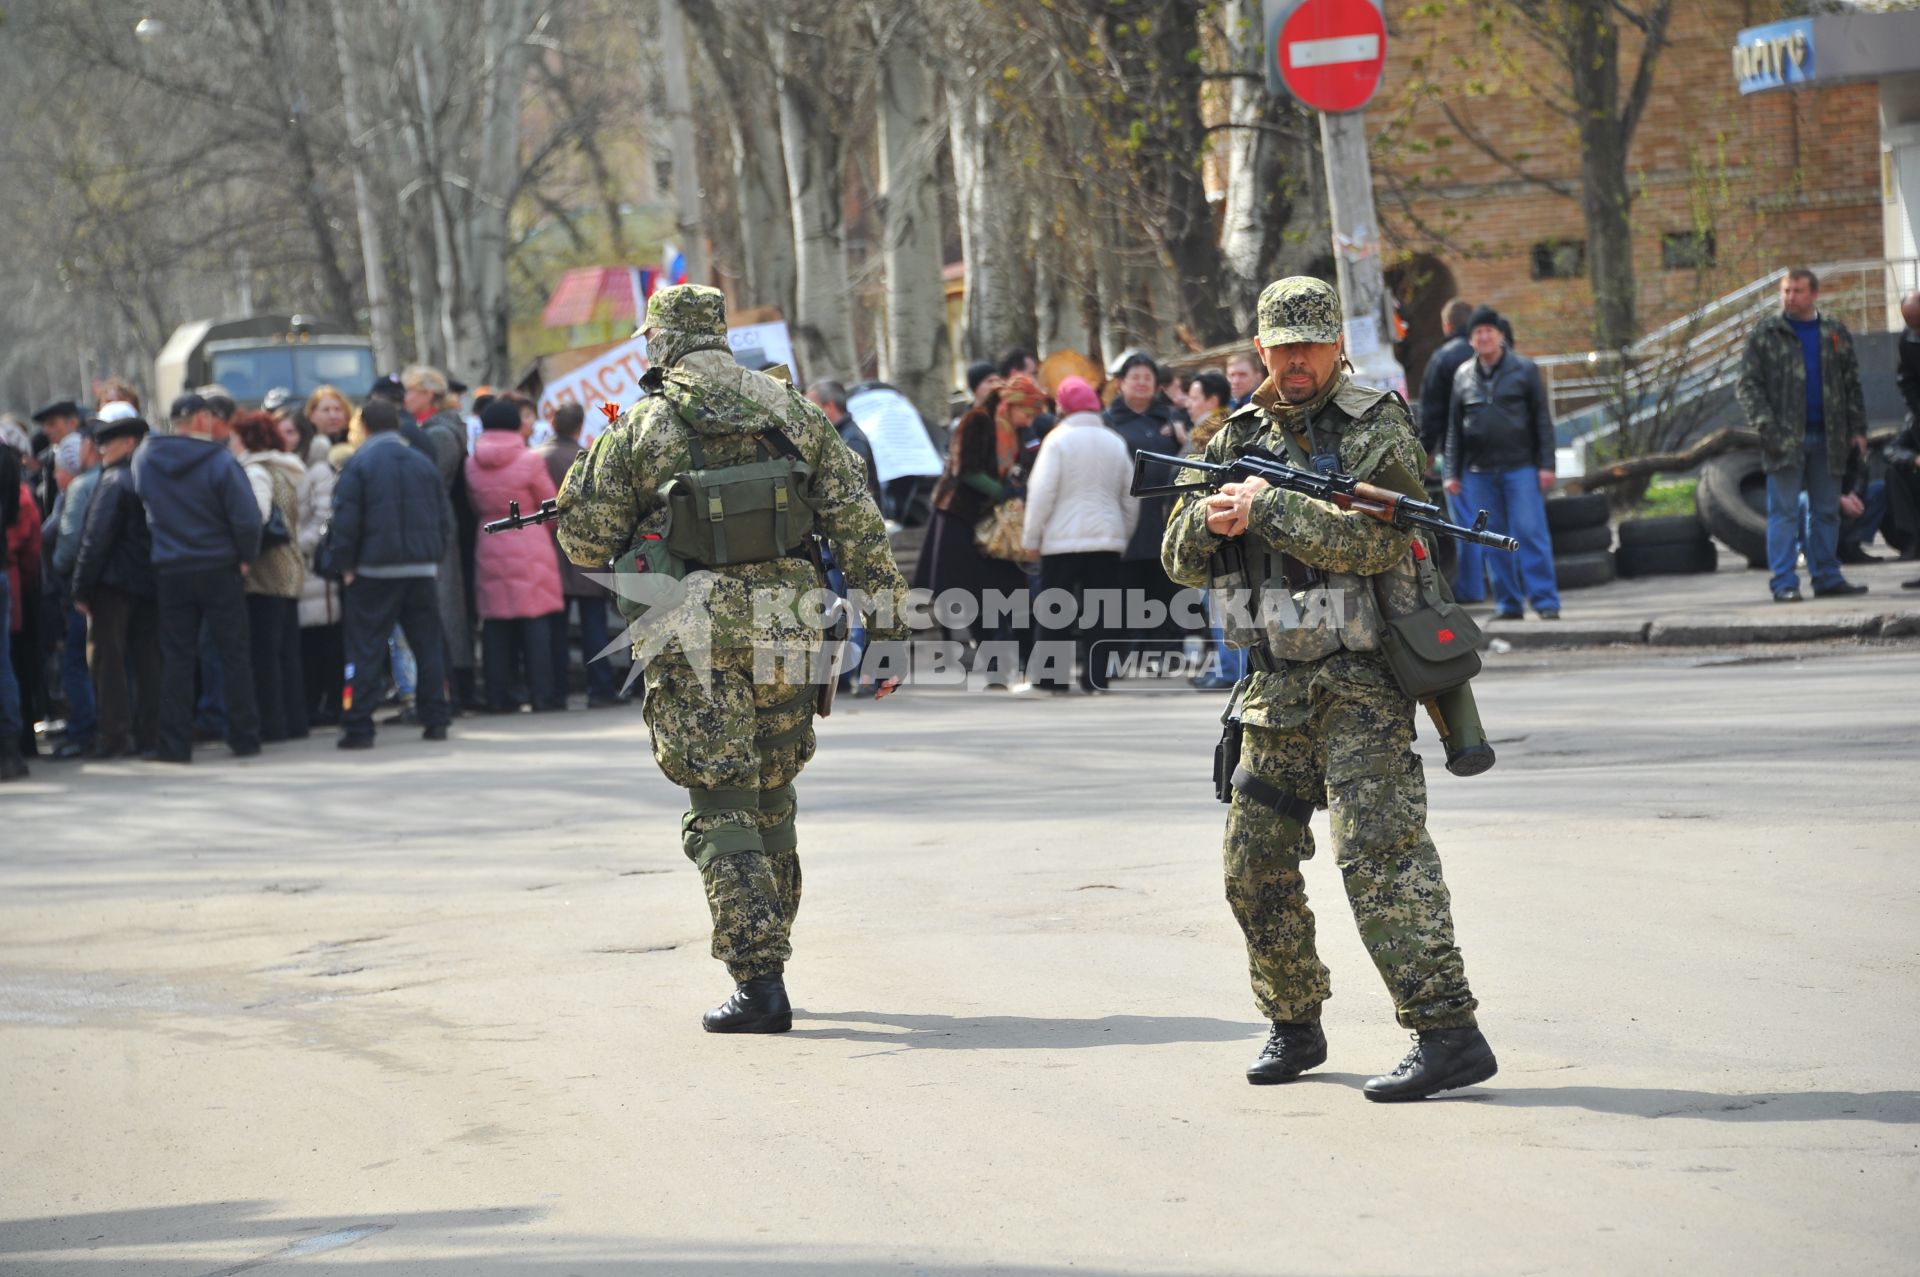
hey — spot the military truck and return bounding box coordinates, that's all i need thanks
[152,315,376,414]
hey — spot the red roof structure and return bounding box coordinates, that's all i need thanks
[541,266,651,329]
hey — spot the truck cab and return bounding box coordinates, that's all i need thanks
[153,315,376,415]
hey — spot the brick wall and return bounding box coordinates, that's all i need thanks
[1373,0,1885,359]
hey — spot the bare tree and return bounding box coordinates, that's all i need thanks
[766,3,859,382]
[869,2,952,425]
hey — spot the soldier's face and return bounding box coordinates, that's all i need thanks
[1255,339,1342,404]
[1781,276,1818,321]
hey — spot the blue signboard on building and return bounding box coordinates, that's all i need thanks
[1733,18,1816,95]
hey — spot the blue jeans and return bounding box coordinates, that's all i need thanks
[61,603,95,744]
[1767,434,1843,594]
[1460,467,1559,615]
[1805,479,1889,548]
[389,625,417,698]
[1446,487,1487,602]
[549,598,619,701]
[1193,597,1246,688]
[0,572,21,745]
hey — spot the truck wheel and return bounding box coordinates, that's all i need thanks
[1550,523,1615,556]
[1553,550,1616,590]
[1617,539,1719,578]
[1545,493,1610,532]
[1617,515,1710,549]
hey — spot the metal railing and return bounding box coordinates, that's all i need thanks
[1535,258,1918,433]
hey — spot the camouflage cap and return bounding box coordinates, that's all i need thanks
[1257,276,1343,347]
[643,284,727,339]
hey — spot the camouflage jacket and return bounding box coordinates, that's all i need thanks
[1735,311,1867,475]
[556,350,909,652]
[1162,373,1423,729]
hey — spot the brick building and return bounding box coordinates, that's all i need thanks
[1372,0,1887,367]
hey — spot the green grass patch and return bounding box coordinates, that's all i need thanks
[1633,476,1697,519]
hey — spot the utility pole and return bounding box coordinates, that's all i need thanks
[658,0,708,287]
[1319,111,1405,397]
[1269,0,1405,395]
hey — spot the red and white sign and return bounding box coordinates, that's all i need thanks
[1278,0,1386,114]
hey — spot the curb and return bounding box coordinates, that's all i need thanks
[1478,612,1919,650]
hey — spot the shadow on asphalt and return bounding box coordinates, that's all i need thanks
[786,1009,1255,1050]
[1484,1087,1920,1122]
[1,1208,1280,1275]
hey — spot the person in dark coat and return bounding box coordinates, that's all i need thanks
[71,414,159,758]
[536,403,621,707]
[1419,298,1484,601]
[330,397,454,748]
[133,393,263,762]
[912,376,1041,671]
[1103,353,1187,653]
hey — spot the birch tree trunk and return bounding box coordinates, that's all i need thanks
[945,71,1032,363]
[1220,0,1286,332]
[682,3,796,318]
[659,0,709,288]
[327,0,400,371]
[870,5,951,427]
[767,9,858,384]
[465,0,533,382]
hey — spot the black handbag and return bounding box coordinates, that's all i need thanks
[260,504,292,549]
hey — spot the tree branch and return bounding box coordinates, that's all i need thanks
[1438,101,1576,197]
[1619,0,1673,143]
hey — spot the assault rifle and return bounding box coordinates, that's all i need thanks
[484,499,561,534]
[1131,448,1519,552]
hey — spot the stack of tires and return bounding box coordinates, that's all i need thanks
[1545,493,1615,589]
[1696,450,1769,569]
[1615,515,1717,577]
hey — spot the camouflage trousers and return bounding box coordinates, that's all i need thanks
[1225,679,1478,1030]
[643,649,818,981]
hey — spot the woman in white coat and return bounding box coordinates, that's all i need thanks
[1020,377,1140,692]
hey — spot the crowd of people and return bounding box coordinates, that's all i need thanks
[12,278,1917,780]
[0,370,632,782]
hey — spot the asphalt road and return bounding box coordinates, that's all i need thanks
[3,645,1916,1275]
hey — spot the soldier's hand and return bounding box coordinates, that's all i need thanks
[873,678,902,700]
[1206,478,1269,538]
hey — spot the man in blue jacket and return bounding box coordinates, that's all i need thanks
[1446,308,1560,621]
[1419,298,1483,603]
[133,393,263,762]
[329,397,454,749]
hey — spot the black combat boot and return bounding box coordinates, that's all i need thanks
[0,740,27,782]
[1363,1027,1497,1102]
[1246,1021,1328,1085]
[701,974,793,1034]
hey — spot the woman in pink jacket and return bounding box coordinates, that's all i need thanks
[464,399,565,712]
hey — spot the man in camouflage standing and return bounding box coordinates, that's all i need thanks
[557,285,908,1034]
[1162,277,1496,1101]
[1735,267,1870,603]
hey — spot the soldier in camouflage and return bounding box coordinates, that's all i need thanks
[557,284,909,1034]
[1163,276,1498,1101]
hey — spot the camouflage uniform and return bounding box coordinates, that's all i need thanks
[1162,278,1478,1032]
[556,285,909,981]
[1735,309,1867,476]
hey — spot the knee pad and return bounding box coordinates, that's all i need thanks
[683,787,764,870]
[760,783,797,854]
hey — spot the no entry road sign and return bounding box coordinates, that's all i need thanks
[1276,0,1387,114]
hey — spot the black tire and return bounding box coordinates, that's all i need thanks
[1550,522,1615,556]
[1545,492,1610,532]
[1553,550,1616,590]
[1617,514,1710,549]
[1697,450,1768,563]
[1617,539,1718,578]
